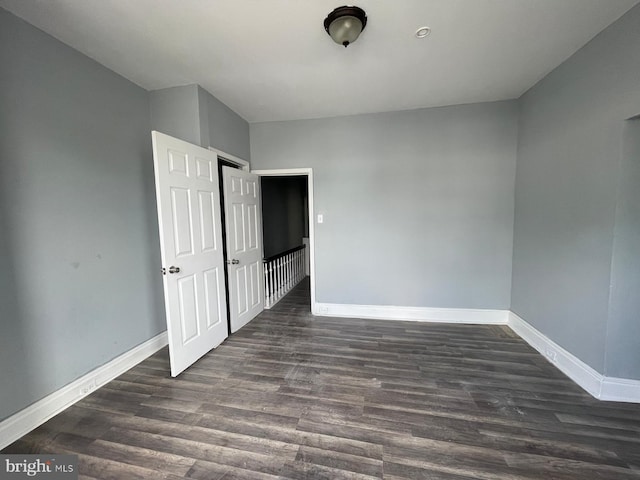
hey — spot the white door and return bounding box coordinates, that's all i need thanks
[222,166,264,332]
[152,132,228,377]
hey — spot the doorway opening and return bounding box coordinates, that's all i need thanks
[254,169,316,313]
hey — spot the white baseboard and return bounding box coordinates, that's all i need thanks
[0,331,168,450]
[507,312,603,397]
[313,303,509,324]
[2,308,637,450]
[313,304,640,403]
[508,312,640,403]
[600,376,640,403]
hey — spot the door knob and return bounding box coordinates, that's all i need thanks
[168,266,181,274]
[227,259,240,265]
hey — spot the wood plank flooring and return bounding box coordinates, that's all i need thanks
[4,278,640,479]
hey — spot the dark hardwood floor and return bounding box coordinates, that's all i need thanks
[4,278,640,479]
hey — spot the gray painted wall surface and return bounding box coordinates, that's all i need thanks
[199,86,250,161]
[0,9,165,421]
[262,176,308,258]
[251,101,518,308]
[606,118,640,379]
[512,5,640,374]
[149,85,250,160]
[150,85,201,146]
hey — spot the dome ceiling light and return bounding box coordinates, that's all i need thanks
[324,6,367,48]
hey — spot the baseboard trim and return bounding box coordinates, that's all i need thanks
[507,312,603,397]
[313,303,509,324]
[2,307,637,449]
[600,376,640,403]
[313,304,640,403]
[0,331,168,450]
[508,312,640,403]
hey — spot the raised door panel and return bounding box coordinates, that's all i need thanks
[177,274,199,344]
[247,203,258,251]
[168,150,189,177]
[203,268,223,329]
[195,156,214,182]
[231,202,246,254]
[170,187,194,258]
[244,179,257,198]
[235,265,249,315]
[231,176,242,194]
[198,191,217,253]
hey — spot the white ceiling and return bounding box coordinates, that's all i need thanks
[2,0,638,123]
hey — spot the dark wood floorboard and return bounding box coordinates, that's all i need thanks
[4,277,640,479]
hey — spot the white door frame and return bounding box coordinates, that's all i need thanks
[208,147,250,171]
[252,168,317,313]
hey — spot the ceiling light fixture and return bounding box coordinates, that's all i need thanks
[324,6,367,48]
[415,26,431,38]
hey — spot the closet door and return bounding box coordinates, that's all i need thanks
[222,166,264,332]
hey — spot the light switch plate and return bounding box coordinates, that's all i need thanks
[317,214,324,224]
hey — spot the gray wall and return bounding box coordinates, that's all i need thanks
[251,101,518,308]
[0,8,165,421]
[150,85,202,146]
[150,84,250,161]
[606,118,640,379]
[199,86,250,161]
[512,5,640,375]
[262,176,308,258]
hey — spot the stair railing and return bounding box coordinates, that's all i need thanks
[263,245,306,309]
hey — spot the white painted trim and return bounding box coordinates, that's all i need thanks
[311,305,640,403]
[0,332,168,450]
[314,303,509,324]
[0,309,636,450]
[208,146,250,171]
[508,312,640,403]
[600,377,640,403]
[507,312,602,397]
[252,168,317,312]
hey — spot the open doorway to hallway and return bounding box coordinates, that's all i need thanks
[261,176,308,261]
[257,170,315,312]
